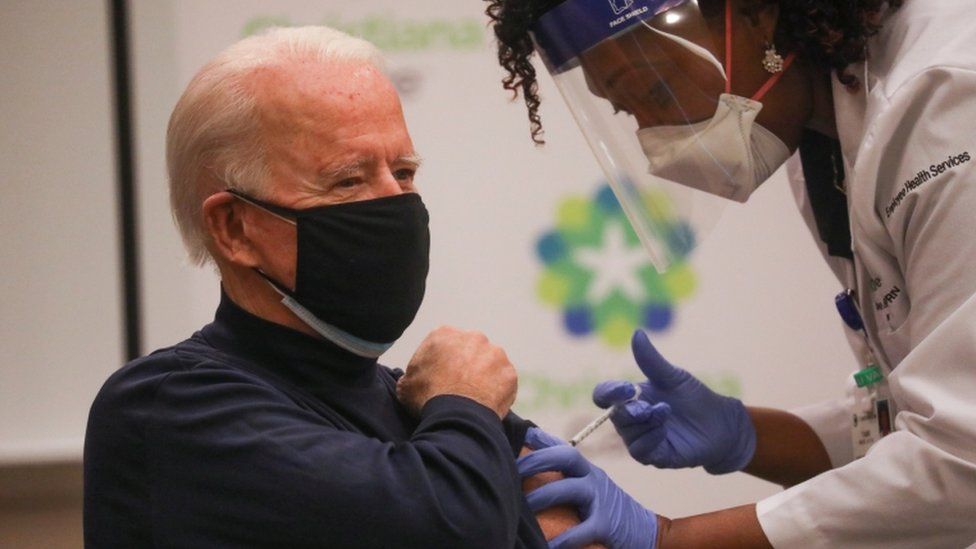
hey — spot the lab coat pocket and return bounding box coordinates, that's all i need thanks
[875,299,912,369]
[875,286,910,332]
[869,266,911,333]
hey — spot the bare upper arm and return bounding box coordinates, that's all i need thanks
[520,446,607,548]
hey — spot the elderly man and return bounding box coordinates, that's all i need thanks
[83,26,612,548]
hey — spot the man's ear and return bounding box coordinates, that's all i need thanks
[202,191,261,268]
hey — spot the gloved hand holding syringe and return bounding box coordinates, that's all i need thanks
[568,383,641,446]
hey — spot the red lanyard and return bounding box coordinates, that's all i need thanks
[724,0,796,101]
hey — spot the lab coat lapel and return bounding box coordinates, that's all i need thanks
[832,61,869,175]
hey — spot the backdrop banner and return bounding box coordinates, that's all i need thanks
[132,0,860,517]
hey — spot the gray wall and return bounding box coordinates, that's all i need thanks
[1,0,122,546]
[0,0,122,462]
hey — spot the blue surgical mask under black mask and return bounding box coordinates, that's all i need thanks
[227,189,430,358]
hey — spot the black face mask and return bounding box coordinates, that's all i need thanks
[227,189,430,357]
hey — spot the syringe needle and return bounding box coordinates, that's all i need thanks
[568,384,641,447]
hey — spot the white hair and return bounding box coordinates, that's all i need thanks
[166,26,386,265]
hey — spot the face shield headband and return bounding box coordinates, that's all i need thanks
[532,0,796,111]
[531,0,690,74]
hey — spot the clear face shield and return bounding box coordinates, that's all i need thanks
[531,0,794,272]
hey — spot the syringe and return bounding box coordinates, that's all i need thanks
[569,384,642,447]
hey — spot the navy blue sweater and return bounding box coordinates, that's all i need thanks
[84,294,547,548]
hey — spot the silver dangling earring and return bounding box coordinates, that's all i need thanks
[762,42,785,74]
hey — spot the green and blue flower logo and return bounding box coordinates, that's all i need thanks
[536,185,697,348]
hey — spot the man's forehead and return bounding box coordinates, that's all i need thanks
[246,56,415,186]
[251,59,398,125]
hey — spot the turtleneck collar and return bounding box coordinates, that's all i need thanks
[200,290,380,389]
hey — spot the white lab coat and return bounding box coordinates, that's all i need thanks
[755,1,976,547]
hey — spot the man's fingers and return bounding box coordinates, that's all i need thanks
[517,446,589,478]
[592,380,638,408]
[631,330,684,390]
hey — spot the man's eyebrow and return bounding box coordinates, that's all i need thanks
[318,159,370,182]
[317,154,423,183]
[396,153,424,168]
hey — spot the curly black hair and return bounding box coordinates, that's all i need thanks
[485,0,903,143]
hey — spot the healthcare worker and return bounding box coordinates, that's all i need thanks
[486,0,976,547]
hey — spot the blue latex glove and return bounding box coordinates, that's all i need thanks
[519,427,658,549]
[593,330,756,474]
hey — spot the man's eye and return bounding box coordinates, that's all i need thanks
[336,178,362,189]
[394,168,416,182]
